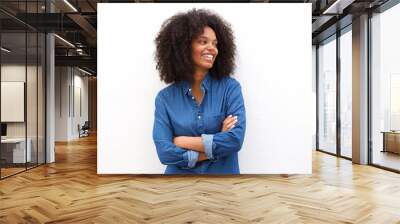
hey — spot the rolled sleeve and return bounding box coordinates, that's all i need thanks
[186,150,199,168]
[201,134,217,161]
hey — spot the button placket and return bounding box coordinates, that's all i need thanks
[188,87,205,132]
[197,94,204,132]
[188,89,201,128]
[188,89,195,104]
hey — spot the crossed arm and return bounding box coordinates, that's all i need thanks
[173,115,238,161]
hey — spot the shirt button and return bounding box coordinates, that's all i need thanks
[198,115,201,119]
[192,96,195,100]
[189,88,192,91]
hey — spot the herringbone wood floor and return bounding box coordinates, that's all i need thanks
[1,134,400,224]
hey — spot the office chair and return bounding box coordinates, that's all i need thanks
[79,121,90,138]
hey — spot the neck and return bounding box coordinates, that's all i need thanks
[192,69,208,88]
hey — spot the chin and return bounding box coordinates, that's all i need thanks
[201,63,213,69]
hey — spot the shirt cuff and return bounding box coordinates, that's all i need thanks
[201,134,216,161]
[186,150,199,168]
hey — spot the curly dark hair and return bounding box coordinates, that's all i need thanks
[154,8,236,84]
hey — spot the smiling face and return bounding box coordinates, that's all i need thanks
[191,26,218,79]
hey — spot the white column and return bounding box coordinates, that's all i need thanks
[46,1,55,163]
[46,33,55,163]
[352,14,369,164]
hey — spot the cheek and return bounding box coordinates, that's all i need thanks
[192,52,201,64]
[192,48,203,61]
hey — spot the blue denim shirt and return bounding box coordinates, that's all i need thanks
[152,72,246,174]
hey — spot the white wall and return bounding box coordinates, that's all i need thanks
[55,67,89,141]
[312,45,317,150]
[98,3,313,174]
[55,66,69,141]
[74,72,89,133]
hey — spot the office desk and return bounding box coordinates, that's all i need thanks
[381,131,400,154]
[1,138,32,163]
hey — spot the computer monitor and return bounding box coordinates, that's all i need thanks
[1,123,7,137]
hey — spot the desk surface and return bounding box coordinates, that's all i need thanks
[1,138,27,143]
[381,131,400,134]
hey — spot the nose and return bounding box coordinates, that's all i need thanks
[206,43,217,53]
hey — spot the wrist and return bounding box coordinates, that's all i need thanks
[198,153,208,161]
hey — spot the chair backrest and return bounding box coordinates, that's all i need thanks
[82,121,90,129]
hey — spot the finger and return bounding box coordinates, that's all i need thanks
[225,119,238,129]
[227,116,238,124]
[226,120,237,127]
[225,118,238,127]
[223,116,236,126]
[223,115,233,124]
[222,120,233,131]
[224,123,235,131]
[224,115,237,124]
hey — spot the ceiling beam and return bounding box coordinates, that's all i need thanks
[55,55,96,69]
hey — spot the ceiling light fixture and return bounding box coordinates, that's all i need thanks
[78,67,93,76]
[322,0,354,15]
[63,0,78,12]
[1,47,11,53]
[54,34,75,48]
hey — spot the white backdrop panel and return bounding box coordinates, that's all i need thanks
[98,3,313,174]
[1,82,25,122]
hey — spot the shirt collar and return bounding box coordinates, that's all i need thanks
[181,71,212,95]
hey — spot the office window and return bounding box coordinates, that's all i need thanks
[318,36,337,155]
[0,1,46,179]
[340,28,352,158]
[371,3,400,171]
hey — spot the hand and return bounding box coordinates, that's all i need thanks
[221,115,238,132]
[198,153,208,161]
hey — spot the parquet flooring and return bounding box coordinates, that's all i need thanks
[1,167,26,178]
[1,134,400,223]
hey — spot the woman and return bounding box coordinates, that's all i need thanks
[153,8,246,174]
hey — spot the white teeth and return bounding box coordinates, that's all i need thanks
[202,54,213,60]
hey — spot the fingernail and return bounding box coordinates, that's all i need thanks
[231,125,235,128]
[228,115,232,117]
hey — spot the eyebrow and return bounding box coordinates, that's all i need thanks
[198,36,218,42]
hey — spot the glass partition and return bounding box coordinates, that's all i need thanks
[317,36,337,155]
[1,31,28,177]
[0,1,46,179]
[27,30,38,169]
